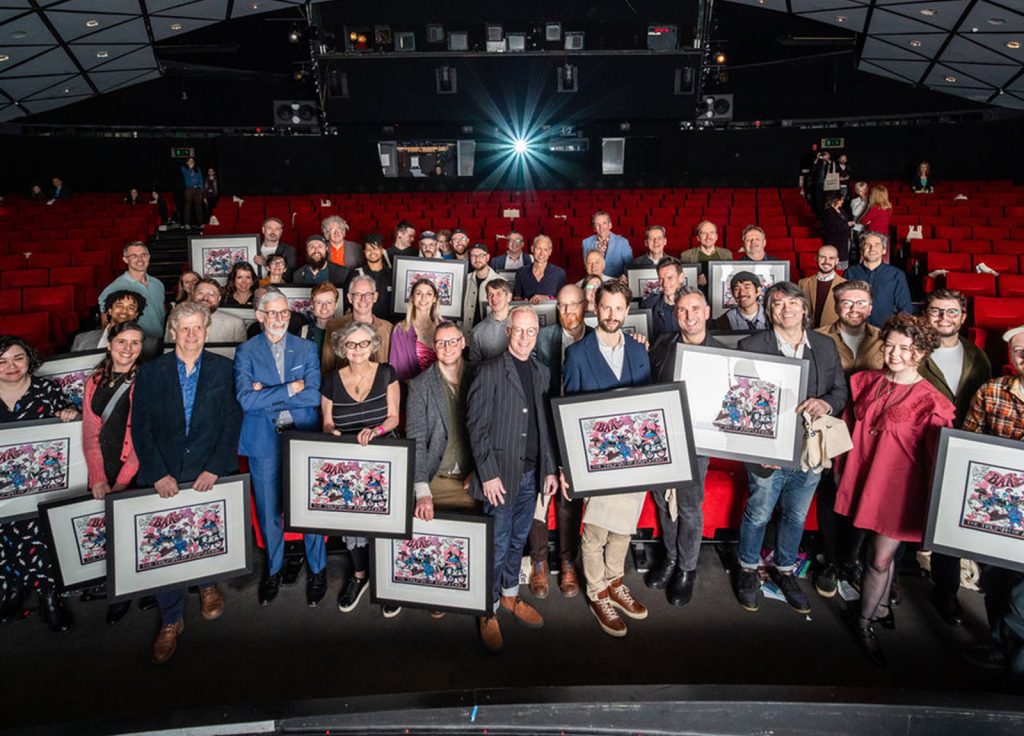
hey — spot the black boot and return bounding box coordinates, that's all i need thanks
[0,587,24,623]
[39,589,73,633]
[259,569,284,606]
[645,556,676,589]
[105,600,132,625]
[667,569,697,607]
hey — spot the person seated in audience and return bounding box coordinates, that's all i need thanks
[418,231,441,259]
[224,262,257,308]
[150,190,170,224]
[167,277,247,344]
[858,186,893,261]
[246,286,306,340]
[390,278,442,381]
[911,161,935,194]
[822,197,854,266]
[259,254,288,286]
[0,335,80,631]
[449,229,471,261]
[124,187,144,206]
[713,271,767,331]
[132,301,242,664]
[322,215,364,269]
[469,279,513,362]
[323,274,393,373]
[253,218,296,280]
[848,181,870,224]
[835,314,954,667]
[293,235,349,287]
[49,176,71,202]
[575,250,614,287]
[844,232,911,328]
[73,289,160,359]
[301,282,340,353]
[321,323,401,617]
[513,235,566,304]
[738,226,770,262]
[173,270,201,305]
[491,231,532,271]
[799,245,846,329]
[632,225,669,267]
[641,257,686,339]
[679,220,732,288]
[581,274,603,314]
[582,210,632,278]
[345,234,394,321]
[29,183,45,201]
[82,320,148,625]
[98,241,166,340]
[387,220,416,259]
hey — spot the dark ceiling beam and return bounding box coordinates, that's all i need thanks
[916,0,980,86]
[138,1,157,49]
[988,66,1024,104]
[854,0,875,64]
[226,1,235,22]
[27,0,100,95]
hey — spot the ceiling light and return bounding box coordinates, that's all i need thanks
[85,20,99,28]
[10,30,27,39]
[0,55,9,62]
[835,15,847,23]
[1007,41,1022,49]
[96,50,108,58]
[63,88,70,94]
[920,8,938,16]
[909,39,922,47]
[989,18,1006,25]
[250,2,260,9]
[170,23,183,31]
[945,75,956,83]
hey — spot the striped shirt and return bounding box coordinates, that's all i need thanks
[321,362,397,433]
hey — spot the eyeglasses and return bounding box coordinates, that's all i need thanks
[584,284,599,291]
[344,340,372,350]
[509,327,538,337]
[509,238,524,244]
[435,337,464,348]
[838,299,871,309]
[557,301,585,311]
[927,307,963,318]
[350,292,375,301]
[261,309,291,319]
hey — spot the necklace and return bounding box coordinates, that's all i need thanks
[867,375,916,436]
[347,364,375,398]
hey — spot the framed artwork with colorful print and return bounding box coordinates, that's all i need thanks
[391,255,468,320]
[0,417,88,522]
[188,234,258,285]
[37,351,104,410]
[39,494,107,591]
[707,260,790,319]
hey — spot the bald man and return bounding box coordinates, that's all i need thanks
[799,245,846,328]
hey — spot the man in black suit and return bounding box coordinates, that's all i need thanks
[132,301,242,665]
[467,307,559,654]
[292,235,349,287]
[734,281,848,616]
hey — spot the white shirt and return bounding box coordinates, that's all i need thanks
[839,330,865,357]
[931,342,965,393]
[775,330,811,360]
[597,332,625,380]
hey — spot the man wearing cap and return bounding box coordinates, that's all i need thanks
[322,215,365,269]
[492,231,532,271]
[293,235,349,287]
[463,242,502,331]
[345,234,394,321]
[713,271,767,331]
[418,232,441,259]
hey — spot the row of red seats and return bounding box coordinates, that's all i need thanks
[924,272,1024,299]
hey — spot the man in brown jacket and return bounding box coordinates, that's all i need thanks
[799,245,846,328]
[816,279,884,377]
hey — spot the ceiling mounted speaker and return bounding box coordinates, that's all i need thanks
[695,94,733,121]
[273,100,320,128]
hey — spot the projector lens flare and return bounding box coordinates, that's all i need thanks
[513,139,529,154]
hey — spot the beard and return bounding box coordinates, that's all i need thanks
[307,253,327,269]
[598,317,621,333]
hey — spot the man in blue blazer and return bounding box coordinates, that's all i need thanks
[235,291,325,608]
[132,302,242,665]
[562,281,651,638]
[581,210,633,278]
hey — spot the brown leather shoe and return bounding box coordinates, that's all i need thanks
[589,588,627,637]
[608,577,648,620]
[499,594,544,629]
[529,560,549,599]
[478,615,504,654]
[199,585,224,621]
[151,619,184,664]
[559,561,580,598]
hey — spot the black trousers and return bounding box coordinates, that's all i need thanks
[815,469,865,568]
[931,551,962,597]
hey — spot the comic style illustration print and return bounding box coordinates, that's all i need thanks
[960,461,1024,539]
[0,439,70,499]
[72,511,107,566]
[308,457,390,514]
[579,409,671,472]
[713,375,781,439]
[134,500,228,572]
[405,271,454,306]
[50,369,91,409]
[202,246,248,279]
[392,533,470,590]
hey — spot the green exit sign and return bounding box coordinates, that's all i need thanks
[171,147,195,158]
[821,137,845,149]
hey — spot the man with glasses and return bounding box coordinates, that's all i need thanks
[467,307,559,653]
[817,280,885,376]
[98,241,166,339]
[449,229,471,261]
[844,231,912,327]
[920,289,992,627]
[463,243,502,331]
[468,279,513,362]
[631,225,669,268]
[235,291,326,608]
[165,277,247,344]
[322,215,364,269]
[641,257,687,339]
[492,231,532,271]
[322,274,393,373]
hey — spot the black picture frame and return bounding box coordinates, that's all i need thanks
[38,493,107,592]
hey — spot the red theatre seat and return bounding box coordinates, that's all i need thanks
[974,297,1024,332]
[0,312,53,354]
[1,268,48,289]
[999,275,1024,298]
[973,254,1019,274]
[22,285,79,340]
[0,289,21,314]
[928,252,971,272]
[945,272,997,297]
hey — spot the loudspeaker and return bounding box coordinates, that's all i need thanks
[602,138,625,175]
[436,66,458,94]
[273,100,319,128]
[696,94,734,121]
[564,32,584,50]
[557,64,577,93]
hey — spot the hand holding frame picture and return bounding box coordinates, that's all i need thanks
[925,429,1024,573]
[391,255,468,320]
[672,344,808,467]
[552,384,698,499]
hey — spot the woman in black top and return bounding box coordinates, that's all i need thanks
[321,322,400,616]
[0,336,80,631]
[223,262,257,308]
[822,195,854,266]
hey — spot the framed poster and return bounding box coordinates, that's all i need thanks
[106,475,252,600]
[0,417,87,522]
[672,344,808,466]
[38,494,107,591]
[496,270,518,284]
[708,330,750,350]
[188,234,258,285]
[925,429,1024,573]
[486,300,558,328]
[391,255,468,320]
[584,309,653,341]
[163,343,238,360]
[216,307,257,327]
[36,350,104,410]
[707,260,790,319]
[283,432,414,539]
[626,265,700,303]
[371,513,494,616]
[551,384,698,499]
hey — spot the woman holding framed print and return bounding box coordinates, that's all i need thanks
[834,314,954,666]
[390,278,442,381]
[81,321,147,625]
[321,322,401,616]
[0,335,80,631]
[223,262,258,308]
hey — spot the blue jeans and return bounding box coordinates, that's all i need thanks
[250,444,326,576]
[484,470,537,611]
[156,583,214,626]
[739,467,821,571]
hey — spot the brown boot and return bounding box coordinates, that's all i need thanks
[151,620,184,664]
[559,561,580,598]
[608,577,648,620]
[478,615,504,654]
[588,588,627,637]
[499,594,544,629]
[199,585,224,621]
[529,560,549,599]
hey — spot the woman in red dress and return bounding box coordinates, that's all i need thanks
[835,313,954,666]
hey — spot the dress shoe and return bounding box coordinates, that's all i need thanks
[559,562,580,598]
[499,595,544,629]
[105,600,132,625]
[138,596,157,611]
[282,554,305,587]
[478,615,504,653]
[528,560,549,599]
[258,570,283,606]
[198,585,224,621]
[589,588,627,637]
[0,588,24,623]
[645,556,676,589]
[39,589,73,632]
[667,569,696,607]
[152,619,184,665]
[851,618,887,668]
[930,590,964,627]
[608,578,647,620]
[306,570,328,607]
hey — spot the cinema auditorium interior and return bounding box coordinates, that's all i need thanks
[2,0,1024,734]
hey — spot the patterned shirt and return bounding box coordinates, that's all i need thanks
[962,376,1024,441]
[175,352,202,435]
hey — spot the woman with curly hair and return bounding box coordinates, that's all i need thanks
[223,262,257,307]
[835,314,955,666]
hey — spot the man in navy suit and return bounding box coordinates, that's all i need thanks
[235,291,325,608]
[132,302,242,664]
[562,281,651,638]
